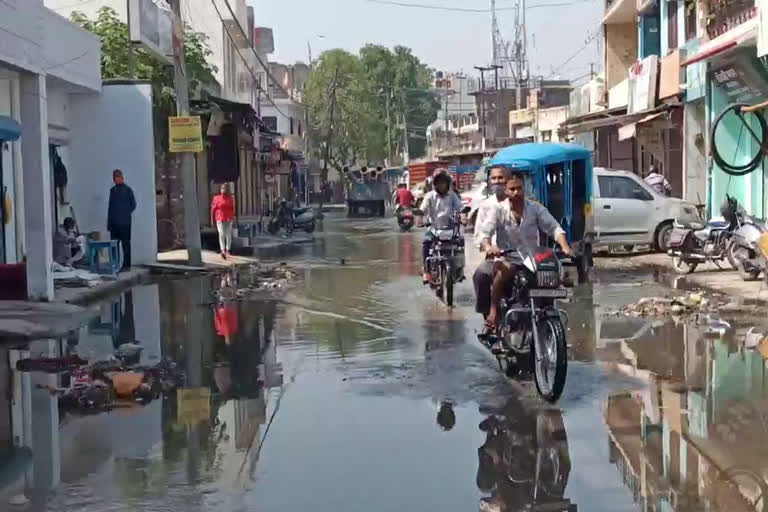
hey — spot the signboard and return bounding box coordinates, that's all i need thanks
[168,116,203,152]
[709,51,768,104]
[254,27,274,54]
[128,0,173,65]
[659,50,682,99]
[177,387,210,425]
[627,55,659,114]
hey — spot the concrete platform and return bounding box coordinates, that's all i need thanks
[0,301,96,342]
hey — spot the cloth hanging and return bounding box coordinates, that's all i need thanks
[208,123,240,183]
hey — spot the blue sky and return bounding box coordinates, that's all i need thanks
[249,0,604,81]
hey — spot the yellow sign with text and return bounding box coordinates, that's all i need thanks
[177,387,211,425]
[169,116,203,152]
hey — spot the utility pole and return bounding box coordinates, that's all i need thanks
[492,64,502,143]
[322,68,339,189]
[170,0,202,266]
[385,88,392,165]
[444,84,449,150]
[475,65,493,144]
[401,89,410,163]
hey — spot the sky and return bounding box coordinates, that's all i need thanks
[248,0,604,82]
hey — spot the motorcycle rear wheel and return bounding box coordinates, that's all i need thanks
[533,316,568,403]
[303,220,316,233]
[672,255,698,274]
[726,241,741,271]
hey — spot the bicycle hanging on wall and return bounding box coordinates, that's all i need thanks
[711,99,768,176]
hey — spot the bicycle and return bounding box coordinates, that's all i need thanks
[711,99,768,176]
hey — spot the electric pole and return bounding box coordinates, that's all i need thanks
[385,88,392,165]
[401,89,410,163]
[170,0,202,266]
[475,65,493,144]
[444,84,450,150]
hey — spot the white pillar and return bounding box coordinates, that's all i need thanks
[20,73,53,300]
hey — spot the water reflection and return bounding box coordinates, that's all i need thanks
[477,397,576,512]
[602,317,768,511]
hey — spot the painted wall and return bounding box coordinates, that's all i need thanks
[0,0,45,74]
[605,23,639,90]
[260,99,305,137]
[42,8,101,92]
[68,83,157,264]
[683,101,707,204]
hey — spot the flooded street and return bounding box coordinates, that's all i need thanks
[3,212,768,511]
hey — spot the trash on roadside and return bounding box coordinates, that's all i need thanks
[611,291,723,318]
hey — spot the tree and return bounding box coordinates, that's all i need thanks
[304,49,373,184]
[70,7,217,158]
[305,44,440,181]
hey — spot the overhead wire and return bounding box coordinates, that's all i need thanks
[366,0,595,12]
[209,0,292,119]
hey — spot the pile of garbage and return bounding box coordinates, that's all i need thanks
[16,346,185,413]
[611,292,714,318]
[212,262,298,302]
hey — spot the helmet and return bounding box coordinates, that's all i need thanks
[432,168,452,187]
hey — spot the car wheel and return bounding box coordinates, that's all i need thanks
[655,222,673,252]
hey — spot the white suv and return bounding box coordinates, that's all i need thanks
[592,167,700,252]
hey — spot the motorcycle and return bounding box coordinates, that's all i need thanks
[267,200,316,235]
[414,208,468,307]
[728,207,768,281]
[666,194,741,274]
[396,206,415,232]
[479,247,572,403]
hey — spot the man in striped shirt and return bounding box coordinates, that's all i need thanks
[644,165,672,196]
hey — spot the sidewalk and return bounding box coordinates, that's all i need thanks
[595,252,768,301]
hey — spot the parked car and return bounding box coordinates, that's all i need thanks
[592,167,700,252]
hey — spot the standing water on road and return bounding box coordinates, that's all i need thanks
[2,212,768,511]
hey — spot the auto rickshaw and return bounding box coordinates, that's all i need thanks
[488,142,594,282]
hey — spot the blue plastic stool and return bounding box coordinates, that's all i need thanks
[88,240,121,275]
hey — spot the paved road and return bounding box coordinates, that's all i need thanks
[2,212,767,512]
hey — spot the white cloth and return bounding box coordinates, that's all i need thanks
[217,221,233,252]
[645,172,671,195]
[474,195,502,248]
[419,190,462,231]
[478,198,566,250]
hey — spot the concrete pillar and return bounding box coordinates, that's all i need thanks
[20,73,53,300]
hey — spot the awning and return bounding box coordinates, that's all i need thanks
[618,111,668,140]
[562,104,679,135]
[680,17,758,68]
[0,115,21,141]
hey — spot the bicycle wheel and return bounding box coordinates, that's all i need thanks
[712,103,768,176]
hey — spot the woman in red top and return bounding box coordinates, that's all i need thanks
[210,183,235,258]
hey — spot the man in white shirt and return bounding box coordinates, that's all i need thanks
[477,170,571,337]
[418,168,463,282]
[472,165,510,319]
[644,164,672,196]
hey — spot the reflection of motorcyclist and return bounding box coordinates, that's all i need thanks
[437,400,456,431]
[476,399,573,512]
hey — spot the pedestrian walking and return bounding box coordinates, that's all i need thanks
[107,169,136,271]
[211,183,235,259]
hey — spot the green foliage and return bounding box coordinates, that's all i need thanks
[305,44,439,175]
[70,7,217,157]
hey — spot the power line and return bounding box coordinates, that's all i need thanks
[218,0,304,107]
[366,0,594,12]
[545,26,601,78]
[209,0,291,119]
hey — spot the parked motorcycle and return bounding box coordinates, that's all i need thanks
[415,208,467,307]
[728,207,768,280]
[267,199,316,235]
[396,206,415,232]
[480,246,573,403]
[666,194,741,274]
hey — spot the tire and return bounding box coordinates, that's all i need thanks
[739,261,761,281]
[672,255,698,274]
[655,222,674,252]
[303,220,316,233]
[532,315,568,403]
[712,103,768,176]
[446,270,454,307]
[267,220,279,235]
[726,241,741,270]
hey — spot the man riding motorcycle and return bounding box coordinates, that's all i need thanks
[394,182,415,212]
[477,170,572,344]
[473,165,511,321]
[417,169,463,283]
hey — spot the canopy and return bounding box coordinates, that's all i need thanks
[0,115,21,141]
[489,142,591,170]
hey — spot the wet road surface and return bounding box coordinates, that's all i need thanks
[2,212,768,511]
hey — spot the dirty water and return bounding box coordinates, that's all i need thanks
[1,212,768,511]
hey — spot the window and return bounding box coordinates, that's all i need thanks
[541,130,552,142]
[684,0,696,41]
[263,116,278,132]
[598,176,653,200]
[667,1,679,51]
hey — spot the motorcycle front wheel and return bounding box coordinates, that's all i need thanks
[726,241,741,271]
[672,255,698,274]
[533,315,567,403]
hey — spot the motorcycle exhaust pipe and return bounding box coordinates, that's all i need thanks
[667,250,706,260]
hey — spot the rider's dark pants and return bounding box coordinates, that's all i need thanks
[422,236,433,269]
[473,259,494,316]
